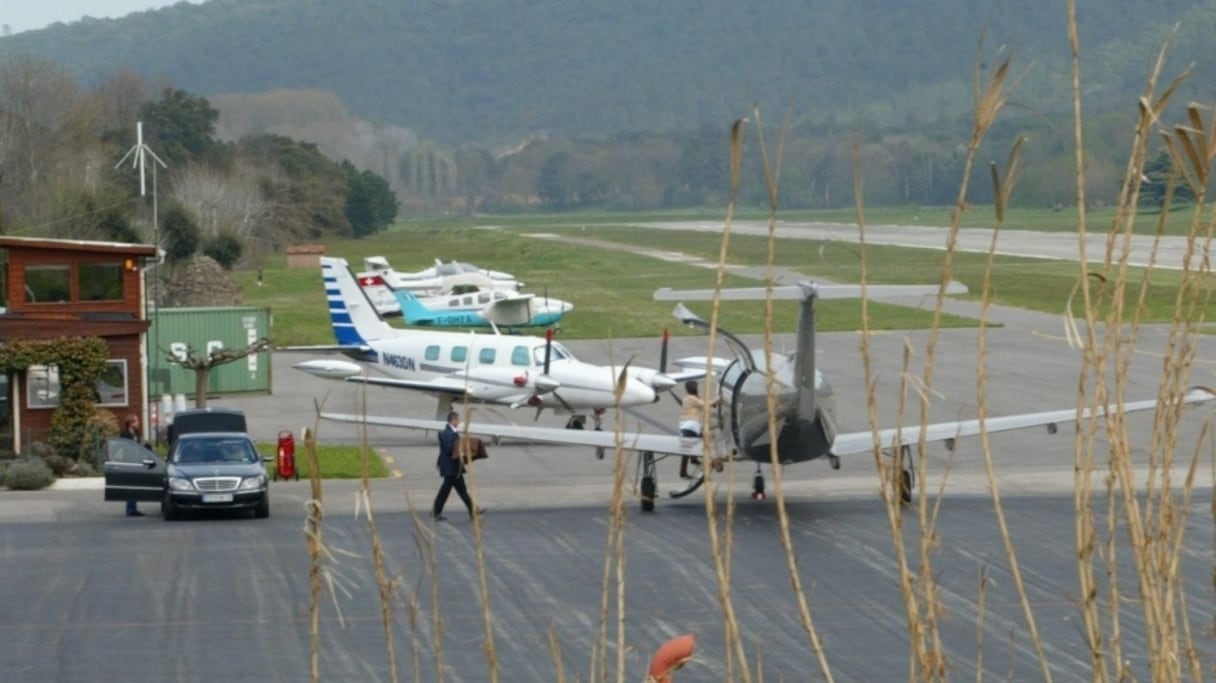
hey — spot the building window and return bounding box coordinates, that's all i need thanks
[79,263,124,301]
[25,265,70,303]
[27,365,60,409]
[95,360,128,407]
[27,361,129,408]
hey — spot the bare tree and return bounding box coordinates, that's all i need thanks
[163,338,271,408]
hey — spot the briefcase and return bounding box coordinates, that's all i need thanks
[456,436,489,462]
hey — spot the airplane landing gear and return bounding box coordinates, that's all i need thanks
[751,465,766,500]
[640,451,657,512]
[899,468,913,505]
[828,453,841,470]
[565,415,586,430]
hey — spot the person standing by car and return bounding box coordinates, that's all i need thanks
[120,414,150,517]
[431,411,483,521]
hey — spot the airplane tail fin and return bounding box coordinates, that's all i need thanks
[321,257,399,345]
[656,280,968,424]
[393,288,436,325]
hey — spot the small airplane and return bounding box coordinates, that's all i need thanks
[321,279,1216,510]
[290,257,700,423]
[358,255,521,317]
[393,283,573,329]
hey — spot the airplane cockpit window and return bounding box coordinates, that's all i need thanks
[493,291,508,300]
[455,262,479,273]
[533,343,573,365]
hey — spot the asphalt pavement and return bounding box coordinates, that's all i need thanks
[6,224,1216,681]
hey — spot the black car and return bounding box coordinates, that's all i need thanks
[103,432,271,519]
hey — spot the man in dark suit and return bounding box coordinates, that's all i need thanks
[431,411,483,520]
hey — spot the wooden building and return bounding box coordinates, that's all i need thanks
[0,237,159,453]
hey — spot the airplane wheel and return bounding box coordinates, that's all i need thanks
[640,451,657,512]
[828,454,841,470]
[751,473,766,500]
[899,469,913,505]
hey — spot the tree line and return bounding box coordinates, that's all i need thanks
[0,57,398,267]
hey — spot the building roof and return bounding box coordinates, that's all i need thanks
[0,236,158,257]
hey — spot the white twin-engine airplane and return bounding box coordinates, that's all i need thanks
[359,255,521,317]
[292,257,703,422]
[322,279,1215,511]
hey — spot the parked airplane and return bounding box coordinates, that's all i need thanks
[291,257,699,423]
[321,279,1215,510]
[359,255,520,317]
[394,286,573,329]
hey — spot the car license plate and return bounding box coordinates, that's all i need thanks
[202,493,234,503]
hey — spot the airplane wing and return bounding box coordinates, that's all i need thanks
[830,387,1215,456]
[321,411,706,456]
[322,387,1214,460]
[482,294,535,327]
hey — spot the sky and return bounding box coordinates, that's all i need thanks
[4,0,202,35]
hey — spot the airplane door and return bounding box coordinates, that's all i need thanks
[102,438,166,502]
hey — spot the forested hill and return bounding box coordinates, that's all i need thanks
[0,0,1210,144]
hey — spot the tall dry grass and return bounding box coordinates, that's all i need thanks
[296,4,1216,680]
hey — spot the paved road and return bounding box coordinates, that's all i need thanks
[6,317,1215,680]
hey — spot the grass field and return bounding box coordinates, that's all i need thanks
[239,224,978,346]
[239,212,1214,347]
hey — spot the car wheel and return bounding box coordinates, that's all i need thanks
[162,493,178,521]
[254,494,270,519]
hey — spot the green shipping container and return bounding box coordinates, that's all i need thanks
[147,307,272,398]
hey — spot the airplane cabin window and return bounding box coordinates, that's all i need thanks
[425,345,441,361]
[451,346,468,363]
[478,293,490,304]
[462,296,473,306]
[448,299,459,307]
[479,348,496,364]
[511,346,530,366]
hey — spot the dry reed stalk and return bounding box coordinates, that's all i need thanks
[455,406,500,682]
[696,116,754,683]
[585,355,633,683]
[972,137,1056,683]
[750,106,835,683]
[303,423,325,683]
[350,384,401,683]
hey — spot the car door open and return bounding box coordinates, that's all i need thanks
[102,437,165,502]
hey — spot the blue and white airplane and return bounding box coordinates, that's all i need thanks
[394,284,573,329]
[290,257,701,422]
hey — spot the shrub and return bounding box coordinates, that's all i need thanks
[42,454,73,477]
[5,458,55,490]
[203,232,243,269]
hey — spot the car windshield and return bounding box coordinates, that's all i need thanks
[173,437,258,465]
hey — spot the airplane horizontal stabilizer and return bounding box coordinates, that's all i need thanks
[654,280,967,301]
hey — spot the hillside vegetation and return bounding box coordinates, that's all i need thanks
[0,0,1206,145]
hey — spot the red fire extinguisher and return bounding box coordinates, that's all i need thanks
[274,430,298,481]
